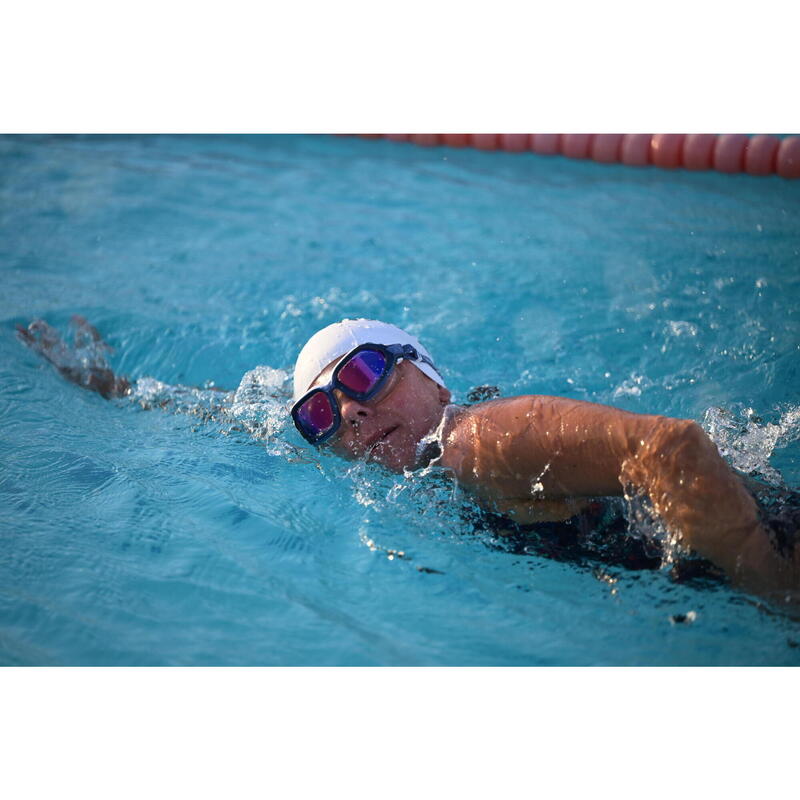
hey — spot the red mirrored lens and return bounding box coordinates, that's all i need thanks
[337,349,387,394]
[297,391,334,437]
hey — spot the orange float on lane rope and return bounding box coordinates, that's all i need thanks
[590,134,623,163]
[650,134,685,169]
[531,134,561,155]
[410,134,440,147]
[441,134,470,148]
[499,134,531,152]
[714,134,749,173]
[620,134,652,166]
[561,134,593,159]
[776,137,800,179]
[744,135,779,176]
[470,134,499,150]
[682,134,716,170]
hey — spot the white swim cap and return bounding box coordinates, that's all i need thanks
[293,318,447,402]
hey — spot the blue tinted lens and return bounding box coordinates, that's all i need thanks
[337,349,387,395]
[296,391,335,438]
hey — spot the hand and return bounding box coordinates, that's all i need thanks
[16,316,130,398]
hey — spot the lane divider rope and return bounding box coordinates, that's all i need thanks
[350,134,800,179]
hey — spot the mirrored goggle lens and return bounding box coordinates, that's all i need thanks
[296,391,335,438]
[337,349,388,395]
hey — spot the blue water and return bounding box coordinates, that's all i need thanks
[1,134,799,665]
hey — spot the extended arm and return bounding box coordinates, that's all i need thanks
[17,317,292,439]
[16,317,232,415]
[16,317,131,398]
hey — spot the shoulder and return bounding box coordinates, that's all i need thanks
[440,395,550,440]
[436,396,542,479]
[445,395,560,437]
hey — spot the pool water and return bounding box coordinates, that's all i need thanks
[1,134,799,665]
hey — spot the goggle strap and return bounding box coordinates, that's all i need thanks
[394,343,437,373]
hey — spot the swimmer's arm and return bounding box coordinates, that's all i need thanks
[441,395,662,499]
[442,395,796,595]
[16,318,131,399]
[619,416,797,597]
[16,317,231,401]
[17,318,296,436]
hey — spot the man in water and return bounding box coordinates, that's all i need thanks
[17,316,799,601]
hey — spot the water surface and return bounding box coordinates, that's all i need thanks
[1,134,799,664]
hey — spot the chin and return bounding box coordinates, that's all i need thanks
[370,441,416,473]
[385,456,414,473]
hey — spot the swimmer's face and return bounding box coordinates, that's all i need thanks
[307,357,451,473]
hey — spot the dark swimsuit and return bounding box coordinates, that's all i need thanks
[478,485,800,584]
[479,499,728,584]
[748,480,800,560]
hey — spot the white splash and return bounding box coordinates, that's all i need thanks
[666,320,698,337]
[703,405,800,487]
[230,365,292,438]
[613,372,653,399]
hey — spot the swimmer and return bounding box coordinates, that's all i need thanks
[17,315,800,602]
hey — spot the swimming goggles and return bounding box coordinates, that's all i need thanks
[291,342,438,445]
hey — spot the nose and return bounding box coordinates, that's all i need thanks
[335,390,373,429]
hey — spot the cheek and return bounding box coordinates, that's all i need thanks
[403,394,438,432]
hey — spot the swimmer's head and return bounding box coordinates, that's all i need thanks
[292,319,451,472]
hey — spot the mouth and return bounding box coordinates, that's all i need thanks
[365,425,399,457]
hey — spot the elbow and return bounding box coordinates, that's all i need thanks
[671,419,710,450]
[652,418,717,470]
[630,417,710,463]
